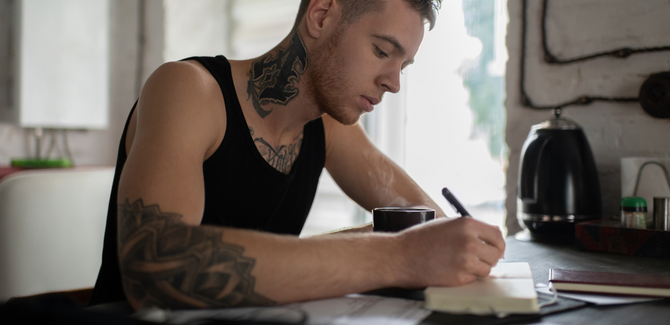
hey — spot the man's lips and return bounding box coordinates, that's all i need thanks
[361,96,381,112]
[363,96,381,106]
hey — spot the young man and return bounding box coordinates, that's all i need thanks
[91,0,505,310]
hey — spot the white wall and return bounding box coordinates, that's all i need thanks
[15,0,109,129]
[0,0,164,166]
[505,0,670,234]
[163,0,231,62]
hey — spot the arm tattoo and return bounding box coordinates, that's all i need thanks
[117,199,275,309]
[247,31,308,118]
[253,131,303,174]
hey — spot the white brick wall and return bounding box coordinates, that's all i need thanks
[505,0,670,234]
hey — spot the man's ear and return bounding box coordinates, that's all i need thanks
[304,0,340,39]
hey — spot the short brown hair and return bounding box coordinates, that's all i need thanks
[294,0,442,31]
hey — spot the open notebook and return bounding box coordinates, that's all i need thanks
[424,262,539,315]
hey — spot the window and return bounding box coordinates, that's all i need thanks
[403,0,508,232]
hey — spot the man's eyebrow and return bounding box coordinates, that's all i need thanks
[373,34,406,56]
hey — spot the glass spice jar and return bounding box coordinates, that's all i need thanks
[621,197,647,229]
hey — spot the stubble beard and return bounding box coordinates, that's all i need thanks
[305,28,361,126]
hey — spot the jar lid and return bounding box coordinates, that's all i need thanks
[621,197,647,212]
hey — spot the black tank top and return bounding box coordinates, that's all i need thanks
[90,56,325,305]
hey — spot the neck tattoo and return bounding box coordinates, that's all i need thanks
[247,32,308,118]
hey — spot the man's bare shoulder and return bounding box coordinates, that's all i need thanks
[130,60,227,159]
[144,60,221,100]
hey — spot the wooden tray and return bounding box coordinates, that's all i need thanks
[575,220,670,259]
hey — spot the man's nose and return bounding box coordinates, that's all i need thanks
[379,67,401,94]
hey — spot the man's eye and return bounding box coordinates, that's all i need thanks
[375,46,389,58]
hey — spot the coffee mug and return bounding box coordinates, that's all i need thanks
[372,207,436,232]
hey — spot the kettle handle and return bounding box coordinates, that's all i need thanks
[518,133,551,202]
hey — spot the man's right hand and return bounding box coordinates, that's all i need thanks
[394,217,506,288]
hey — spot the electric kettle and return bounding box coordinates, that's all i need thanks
[517,113,602,241]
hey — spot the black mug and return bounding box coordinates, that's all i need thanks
[372,207,436,232]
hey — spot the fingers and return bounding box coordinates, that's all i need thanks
[401,217,507,287]
[472,259,495,278]
[457,219,505,278]
[459,251,496,281]
[477,224,505,253]
[478,241,503,267]
[464,221,505,265]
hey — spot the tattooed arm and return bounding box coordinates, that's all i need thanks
[322,115,448,217]
[118,199,274,308]
[117,59,406,310]
[117,195,418,309]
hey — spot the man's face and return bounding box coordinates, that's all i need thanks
[306,0,425,125]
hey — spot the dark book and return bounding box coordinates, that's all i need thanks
[549,269,670,297]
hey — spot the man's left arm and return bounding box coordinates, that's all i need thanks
[322,115,447,219]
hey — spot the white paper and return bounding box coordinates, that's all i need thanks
[488,262,533,279]
[135,294,432,325]
[536,285,661,305]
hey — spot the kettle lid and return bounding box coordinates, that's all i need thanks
[535,116,581,130]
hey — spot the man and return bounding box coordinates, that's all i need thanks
[91,0,505,310]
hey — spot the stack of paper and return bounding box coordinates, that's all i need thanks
[549,269,670,297]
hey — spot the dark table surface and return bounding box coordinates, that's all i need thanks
[429,235,670,325]
[8,233,667,325]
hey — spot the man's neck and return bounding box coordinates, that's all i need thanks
[241,31,322,135]
[224,30,322,174]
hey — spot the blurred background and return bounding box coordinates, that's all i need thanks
[0,0,509,237]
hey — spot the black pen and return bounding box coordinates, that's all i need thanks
[442,187,471,218]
